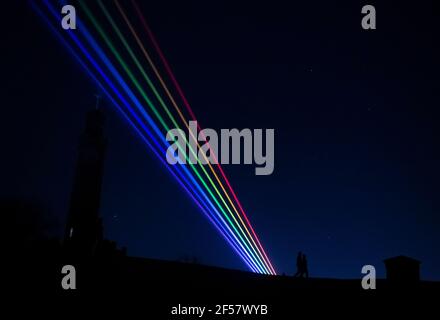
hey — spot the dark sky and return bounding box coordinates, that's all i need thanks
[2,1,439,279]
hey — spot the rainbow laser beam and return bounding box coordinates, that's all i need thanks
[129,0,276,274]
[66,1,266,274]
[88,0,272,274]
[33,0,276,274]
[50,0,266,276]
[33,0,261,273]
[48,0,274,274]
[75,0,268,274]
[48,0,270,274]
[114,0,276,275]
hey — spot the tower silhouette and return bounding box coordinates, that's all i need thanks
[64,107,107,258]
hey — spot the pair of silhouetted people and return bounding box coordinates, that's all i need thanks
[293,251,309,278]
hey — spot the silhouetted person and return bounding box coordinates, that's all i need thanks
[293,252,309,278]
[302,254,309,278]
[293,251,303,277]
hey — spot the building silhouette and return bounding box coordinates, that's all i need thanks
[384,255,421,283]
[63,108,107,258]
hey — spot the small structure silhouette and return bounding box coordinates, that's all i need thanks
[384,255,420,283]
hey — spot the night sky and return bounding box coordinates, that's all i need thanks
[2,1,439,279]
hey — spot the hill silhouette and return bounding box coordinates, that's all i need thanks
[4,108,439,317]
